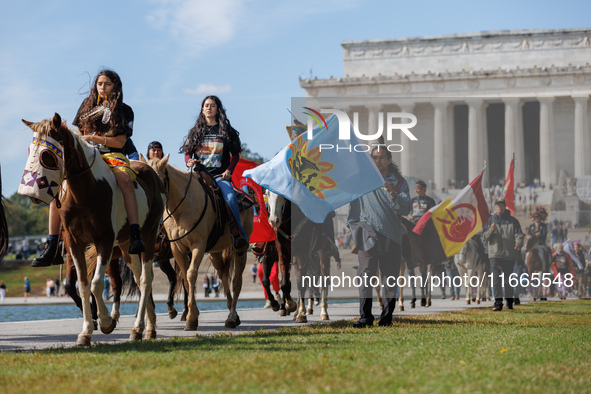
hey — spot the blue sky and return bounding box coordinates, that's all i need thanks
[1,0,589,197]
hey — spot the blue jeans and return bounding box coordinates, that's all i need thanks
[216,178,246,239]
[490,258,515,304]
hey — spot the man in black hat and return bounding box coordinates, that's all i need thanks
[407,180,436,224]
[147,141,164,160]
[482,198,524,311]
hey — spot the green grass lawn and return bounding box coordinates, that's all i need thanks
[0,262,63,297]
[1,300,590,393]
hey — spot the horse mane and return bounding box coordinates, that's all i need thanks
[30,118,88,148]
[28,119,53,140]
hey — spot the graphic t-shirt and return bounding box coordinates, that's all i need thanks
[195,125,234,177]
[198,134,225,170]
[410,195,436,220]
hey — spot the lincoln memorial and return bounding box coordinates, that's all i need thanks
[299,28,591,190]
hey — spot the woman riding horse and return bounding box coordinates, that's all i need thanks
[32,69,145,268]
[181,95,248,252]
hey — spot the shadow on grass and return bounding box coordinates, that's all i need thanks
[35,299,591,355]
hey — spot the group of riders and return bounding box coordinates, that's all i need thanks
[30,69,248,269]
[25,68,589,330]
[410,182,588,311]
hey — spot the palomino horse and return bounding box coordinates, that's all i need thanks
[454,236,490,305]
[266,190,332,322]
[524,234,547,300]
[148,155,253,330]
[20,114,165,346]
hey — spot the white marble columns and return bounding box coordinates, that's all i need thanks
[433,101,449,191]
[503,98,525,183]
[398,103,416,177]
[467,99,485,180]
[573,95,590,177]
[538,97,556,186]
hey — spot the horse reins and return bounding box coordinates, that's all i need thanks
[54,146,98,209]
[163,167,220,243]
[161,165,194,224]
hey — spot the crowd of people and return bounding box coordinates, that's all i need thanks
[3,68,590,328]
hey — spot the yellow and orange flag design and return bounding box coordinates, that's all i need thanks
[414,171,490,257]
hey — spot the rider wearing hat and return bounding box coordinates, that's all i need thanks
[482,198,524,311]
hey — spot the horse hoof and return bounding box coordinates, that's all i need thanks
[320,313,329,321]
[427,298,431,307]
[93,320,98,331]
[184,321,198,331]
[378,299,384,308]
[410,302,416,309]
[306,308,314,315]
[271,301,280,312]
[421,298,427,307]
[180,311,188,322]
[168,308,178,320]
[466,299,471,305]
[295,315,308,323]
[129,331,142,341]
[476,299,481,305]
[398,305,404,312]
[145,330,157,340]
[100,319,117,335]
[225,319,238,328]
[111,313,120,323]
[278,309,287,317]
[286,300,297,313]
[76,335,91,347]
[472,298,476,302]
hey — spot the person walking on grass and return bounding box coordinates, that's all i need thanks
[482,198,524,311]
[348,147,410,328]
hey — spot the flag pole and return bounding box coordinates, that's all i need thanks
[484,160,493,212]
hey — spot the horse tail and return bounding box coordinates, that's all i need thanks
[174,262,184,297]
[218,248,234,294]
[0,166,9,260]
[121,263,140,298]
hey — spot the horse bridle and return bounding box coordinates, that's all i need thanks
[54,143,98,209]
[161,165,194,224]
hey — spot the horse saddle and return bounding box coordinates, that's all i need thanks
[233,185,255,212]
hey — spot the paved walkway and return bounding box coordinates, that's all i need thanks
[0,294,559,352]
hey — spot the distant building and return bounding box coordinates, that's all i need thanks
[300,28,591,190]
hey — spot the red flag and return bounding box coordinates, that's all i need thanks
[231,159,276,243]
[502,158,515,215]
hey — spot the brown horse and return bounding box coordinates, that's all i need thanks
[20,114,165,346]
[63,243,123,328]
[266,191,333,322]
[148,154,253,330]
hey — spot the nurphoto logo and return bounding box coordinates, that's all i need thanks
[302,107,418,153]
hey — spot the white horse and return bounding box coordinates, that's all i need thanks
[266,190,332,321]
[454,237,490,304]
